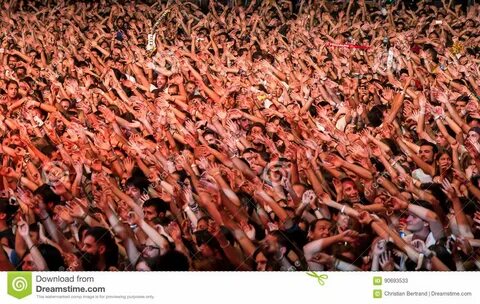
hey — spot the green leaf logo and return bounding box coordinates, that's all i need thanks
[8,272,32,299]
[306,272,329,286]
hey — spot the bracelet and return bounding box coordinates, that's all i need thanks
[40,214,50,221]
[80,213,88,221]
[340,205,346,214]
[220,241,230,249]
[130,224,138,230]
[28,244,36,252]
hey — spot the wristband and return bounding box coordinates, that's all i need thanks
[333,258,340,269]
[415,253,424,270]
[40,214,50,221]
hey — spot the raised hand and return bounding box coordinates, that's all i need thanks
[441,179,457,199]
[379,251,395,271]
[55,205,74,224]
[17,218,30,238]
[66,199,87,219]
[127,211,141,226]
[123,157,135,175]
[473,212,480,231]
[324,154,343,168]
[166,221,182,241]
[207,220,222,238]
[302,189,316,206]
[372,239,387,257]
[139,193,150,205]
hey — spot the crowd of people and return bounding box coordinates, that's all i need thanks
[0,0,480,272]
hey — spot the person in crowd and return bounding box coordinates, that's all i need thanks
[0,0,479,271]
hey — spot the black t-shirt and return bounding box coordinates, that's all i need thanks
[283,223,308,249]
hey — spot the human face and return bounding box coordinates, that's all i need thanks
[249,126,264,144]
[31,67,40,78]
[43,91,53,103]
[167,86,178,95]
[7,83,18,99]
[29,230,39,244]
[204,134,217,146]
[255,252,268,271]
[8,56,17,69]
[16,68,26,78]
[112,48,122,61]
[82,235,100,255]
[126,185,142,201]
[406,214,425,232]
[185,82,196,95]
[467,131,479,144]
[21,254,36,271]
[143,206,158,222]
[342,181,360,203]
[419,145,434,163]
[435,134,448,148]
[437,153,452,171]
[156,75,167,88]
[311,220,332,240]
[198,243,215,258]
[196,218,209,231]
[263,234,280,254]
[141,240,160,258]
[135,260,151,271]
[60,100,70,111]
[238,117,250,130]
[10,134,21,146]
